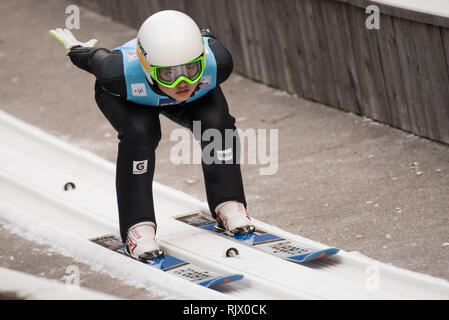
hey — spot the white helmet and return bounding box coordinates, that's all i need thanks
[136,10,205,86]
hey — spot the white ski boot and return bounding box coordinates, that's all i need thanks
[125,221,164,261]
[215,201,255,236]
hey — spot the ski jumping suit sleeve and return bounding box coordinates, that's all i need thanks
[68,33,246,242]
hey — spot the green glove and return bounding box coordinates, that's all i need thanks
[49,28,98,54]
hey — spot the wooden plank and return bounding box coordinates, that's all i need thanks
[247,0,270,85]
[443,28,449,70]
[294,0,324,102]
[341,3,364,114]
[441,28,449,143]
[224,0,245,75]
[206,0,231,46]
[258,0,285,89]
[392,18,427,136]
[362,11,391,123]
[294,0,339,106]
[321,0,360,113]
[347,4,373,116]
[442,28,449,95]
[72,0,449,145]
[232,0,252,78]
[424,25,449,142]
[135,1,153,27]
[410,22,449,142]
[187,0,211,32]
[348,4,391,122]
[312,0,340,107]
[304,0,328,103]
[121,0,141,29]
[375,14,411,131]
[269,0,293,91]
[279,0,312,97]
[149,0,172,13]
[410,22,440,140]
[241,0,259,81]
[334,0,449,28]
[76,0,104,14]
[293,0,315,100]
[108,0,123,25]
[275,0,306,96]
[320,0,345,109]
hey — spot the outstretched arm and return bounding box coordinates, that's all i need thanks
[49,28,106,75]
[49,28,98,53]
[49,28,126,97]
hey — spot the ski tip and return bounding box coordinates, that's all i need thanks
[287,248,340,263]
[202,274,244,287]
[303,248,340,262]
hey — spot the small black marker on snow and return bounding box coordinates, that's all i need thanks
[226,247,239,257]
[64,182,76,191]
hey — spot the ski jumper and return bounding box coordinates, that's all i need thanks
[68,32,246,241]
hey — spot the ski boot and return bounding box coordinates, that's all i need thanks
[215,201,256,236]
[125,221,165,262]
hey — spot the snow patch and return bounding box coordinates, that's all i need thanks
[373,0,449,18]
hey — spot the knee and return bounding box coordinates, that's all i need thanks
[120,114,161,147]
[200,111,236,132]
[194,87,236,132]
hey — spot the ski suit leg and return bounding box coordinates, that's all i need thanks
[162,87,247,218]
[94,83,161,242]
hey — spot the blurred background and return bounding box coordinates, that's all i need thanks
[76,0,449,144]
[0,0,448,298]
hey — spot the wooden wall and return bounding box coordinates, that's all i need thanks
[75,0,449,145]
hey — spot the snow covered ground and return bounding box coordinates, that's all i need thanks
[1,109,449,300]
[2,0,449,301]
[373,0,449,18]
[0,266,118,300]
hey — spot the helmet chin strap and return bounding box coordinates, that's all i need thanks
[140,66,166,96]
[142,67,154,85]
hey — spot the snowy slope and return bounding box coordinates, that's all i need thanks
[1,109,449,299]
[0,266,119,300]
[372,0,449,18]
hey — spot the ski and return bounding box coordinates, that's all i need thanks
[176,212,339,263]
[91,235,243,288]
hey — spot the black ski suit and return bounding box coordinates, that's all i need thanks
[68,32,246,241]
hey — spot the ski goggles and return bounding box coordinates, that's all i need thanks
[138,48,206,88]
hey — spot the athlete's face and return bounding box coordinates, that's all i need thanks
[157,81,197,101]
